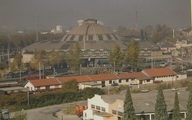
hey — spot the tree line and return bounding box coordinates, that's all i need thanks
[122,84,192,120]
[7,40,140,75]
[0,79,104,112]
[116,24,184,43]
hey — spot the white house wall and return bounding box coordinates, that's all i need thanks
[24,82,35,91]
[83,94,109,120]
[177,74,187,80]
[83,109,94,120]
[154,76,176,82]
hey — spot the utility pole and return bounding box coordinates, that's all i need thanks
[39,62,41,79]
[80,64,82,75]
[36,15,39,42]
[27,91,29,105]
[114,62,115,73]
[151,46,153,69]
[7,44,10,67]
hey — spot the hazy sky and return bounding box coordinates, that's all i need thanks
[0,0,190,31]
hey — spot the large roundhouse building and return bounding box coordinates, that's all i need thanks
[23,18,128,67]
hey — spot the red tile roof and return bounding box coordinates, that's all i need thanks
[29,78,60,87]
[57,75,91,83]
[142,67,176,77]
[88,74,119,81]
[118,72,147,79]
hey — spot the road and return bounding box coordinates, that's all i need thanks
[10,100,87,120]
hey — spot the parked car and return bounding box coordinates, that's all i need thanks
[172,87,179,91]
[131,82,138,85]
[141,89,149,93]
[111,83,118,86]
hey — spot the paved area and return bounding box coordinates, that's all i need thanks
[10,100,86,120]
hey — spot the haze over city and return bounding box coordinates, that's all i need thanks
[0,0,191,31]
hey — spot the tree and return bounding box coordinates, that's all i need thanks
[154,85,168,120]
[48,49,63,68]
[186,83,192,119]
[122,86,136,120]
[108,44,124,72]
[12,110,28,120]
[10,52,24,71]
[62,79,79,92]
[125,40,140,71]
[172,92,181,120]
[65,43,83,74]
[0,62,8,70]
[29,49,47,70]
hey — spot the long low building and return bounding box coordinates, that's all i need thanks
[24,68,186,91]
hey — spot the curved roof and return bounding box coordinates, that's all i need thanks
[62,19,119,41]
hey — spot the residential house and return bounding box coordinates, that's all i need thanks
[83,91,188,120]
[142,67,177,82]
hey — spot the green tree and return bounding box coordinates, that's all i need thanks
[12,110,28,120]
[125,40,140,71]
[0,62,8,70]
[10,52,24,71]
[122,86,136,120]
[186,83,192,119]
[65,43,83,74]
[108,44,124,71]
[154,85,168,120]
[29,49,47,70]
[172,92,181,120]
[48,49,63,68]
[62,79,79,92]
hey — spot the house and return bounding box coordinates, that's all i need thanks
[159,41,176,53]
[83,91,189,120]
[24,68,183,91]
[142,67,177,82]
[24,78,61,91]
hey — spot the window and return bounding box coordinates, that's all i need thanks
[113,34,118,40]
[126,79,129,82]
[91,104,95,109]
[88,35,93,40]
[147,80,150,82]
[96,106,100,110]
[37,86,40,90]
[112,110,117,115]
[78,35,83,41]
[118,111,123,116]
[119,79,122,83]
[70,35,75,41]
[103,52,108,56]
[106,34,112,40]
[101,107,106,112]
[98,35,103,40]
[46,86,50,89]
[64,35,69,41]
[109,80,112,84]
[85,113,87,117]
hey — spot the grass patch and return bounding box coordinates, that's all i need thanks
[63,106,76,115]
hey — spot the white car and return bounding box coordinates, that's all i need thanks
[141,89,149,93]
[131,82,138,85]
[172,88,179,91]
